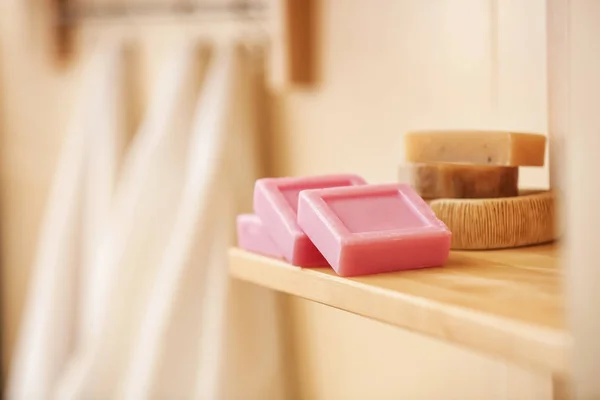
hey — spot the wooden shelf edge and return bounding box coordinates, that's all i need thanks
[228,247,569,376]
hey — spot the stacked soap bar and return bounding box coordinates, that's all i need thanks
[405,130,546,167]
[400,130,552,250]
[236,174,451,276]
[253,174,367,266]
[406,163,519,199]
[297,183,451,276]
[236,214,282,259]
[401,130,547,199]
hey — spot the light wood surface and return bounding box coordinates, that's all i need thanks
[229,243,567,376]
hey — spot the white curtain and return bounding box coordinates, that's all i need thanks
[7,40,288,400]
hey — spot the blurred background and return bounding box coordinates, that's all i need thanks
[0,0,552,398]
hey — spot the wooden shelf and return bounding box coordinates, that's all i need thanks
[229,243,568,375]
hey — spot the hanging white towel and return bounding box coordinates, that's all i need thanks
[79,45,127,346]
[206,47,289,400]
[12,38,289,400]
[5,41,124,399]
[117,44,289,400]
[119,44,238,399]
[55,42,202,400]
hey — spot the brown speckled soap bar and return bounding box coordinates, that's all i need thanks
[400,163,519,199]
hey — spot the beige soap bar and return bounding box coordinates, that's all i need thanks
[402,163,519,199]
[405,130,547,166]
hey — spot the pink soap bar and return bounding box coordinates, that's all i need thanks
[236,214,282,258]
[254,174,367,266]
[297,183,451,276]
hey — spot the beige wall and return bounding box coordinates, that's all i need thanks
[1,0,553,397]
[271,3,552,397]
[272,0,548,187]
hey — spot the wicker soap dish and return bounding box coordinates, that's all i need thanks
[427,190,558,250]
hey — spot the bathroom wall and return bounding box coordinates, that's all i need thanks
[271,0,548,186]
[0,0,551,396]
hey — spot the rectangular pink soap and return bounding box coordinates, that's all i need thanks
[297,183,451,276]
[254,174,367,266]
[236,214,282,259]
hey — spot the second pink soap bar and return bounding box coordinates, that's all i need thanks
[297,183,451,276]
[236,214,282,259]
[254,174,367,266]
